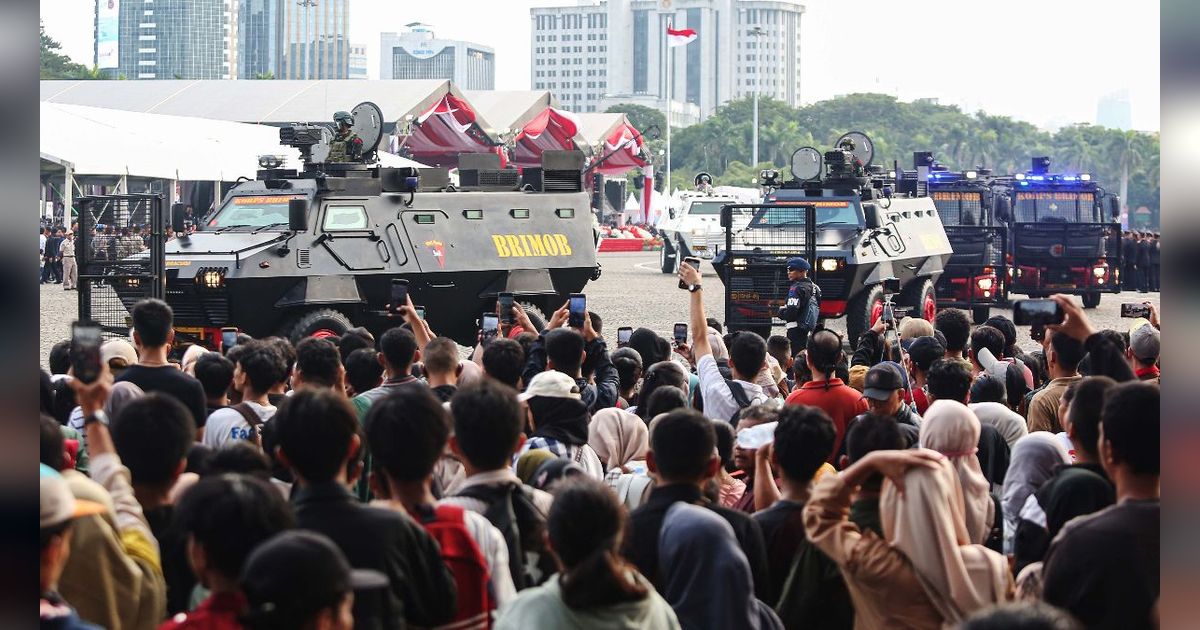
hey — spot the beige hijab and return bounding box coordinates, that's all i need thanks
[881,457,1011,625]
[588,408,648,473]
[919,399,995,544]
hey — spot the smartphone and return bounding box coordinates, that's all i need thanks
[71,321,103,384]
[1120,303,1151,319]
[1013,299,1065,326]
[414,305,426,320]
[881,277,901,294]
[1030,323,1046,342]
[481,312,499,337]
[568,293,587,328]
[390,279,409,313]
[498,292,515,325]
[617,326,633,347]
[673,322,688,344]
[221,327,238,350]
[678,256,702,289]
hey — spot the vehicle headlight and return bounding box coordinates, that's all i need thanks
[976,277,994,290]
[818,257,844,273]
[196,268,226,290]
[1092,266,1106,278]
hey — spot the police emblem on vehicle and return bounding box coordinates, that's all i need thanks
[1049,243,1065,257]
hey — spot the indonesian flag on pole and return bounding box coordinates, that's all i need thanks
[666,26,697,47]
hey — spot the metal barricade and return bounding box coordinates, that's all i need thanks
[76,195,166,337]
[720,203,817,334]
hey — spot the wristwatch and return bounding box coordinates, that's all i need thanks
[83,410,109,427]
[687,283,702,293]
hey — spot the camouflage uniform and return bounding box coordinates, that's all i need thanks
[327,128,364,163]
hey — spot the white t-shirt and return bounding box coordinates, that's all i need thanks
[696,354,769,422]
[202,401,276,449]
[969,402,1028,449]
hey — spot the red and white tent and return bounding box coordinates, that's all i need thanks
[577,113,649,176]
[392,87,500,169]
[511,107,588,168]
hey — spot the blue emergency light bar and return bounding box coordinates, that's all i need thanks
[1013,172,1092,185]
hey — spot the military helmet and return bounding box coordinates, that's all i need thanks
[333,111,355,126]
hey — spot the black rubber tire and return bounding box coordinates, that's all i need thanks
[972,305,991,325]
[898,278,936,322]
[845,283,886,346]
[659,237,677,274]
[281,308,353,344]
[519,301,549,332]
[1082,291,1101,309]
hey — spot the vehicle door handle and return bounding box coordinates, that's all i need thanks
[429,282,455,288]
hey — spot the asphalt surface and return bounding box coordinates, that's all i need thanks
[40,250,1160,368]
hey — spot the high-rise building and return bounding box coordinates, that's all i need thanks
[95,0,233,80]
[349,43,368,79]
[237,0,350,80]
[380,23,495,89]
[530,0,803,119]
[1096,89,1133,131]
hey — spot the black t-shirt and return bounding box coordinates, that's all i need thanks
[430,384,457,403]
[1042,499,1160,630]
[754,498,853,629]
[116,364,207,428]
[144,504,194,615]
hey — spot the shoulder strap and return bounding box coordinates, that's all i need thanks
[231,402,262,428]
[725,378,752,408]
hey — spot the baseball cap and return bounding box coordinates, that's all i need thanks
[41,464,105,530]
[907,335,946,372]
[862,363,904,401]
[101,339,139,369]
[786,257,810,271]
[241,531,388,623]
[518,370,582,401]
[1129,323,1160,362]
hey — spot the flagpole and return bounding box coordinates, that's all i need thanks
[665,20,672,201]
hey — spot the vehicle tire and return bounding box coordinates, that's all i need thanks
[899,278,938,323]
[972,305,991,325]
[659,237,677,274]
[519,301,549,333]
[1082,291,1101,309]
[281,308,353,344]
[846,283,886,346]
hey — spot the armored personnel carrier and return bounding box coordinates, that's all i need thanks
[132,103,600,347]
[712,132,953,344]
[657,173,757,273]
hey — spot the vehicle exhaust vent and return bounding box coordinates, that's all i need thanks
[297,249,311,269]
[458,153,520,191]
[541,150,585,193]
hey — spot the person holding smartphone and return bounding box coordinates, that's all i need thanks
[518,300,620,413]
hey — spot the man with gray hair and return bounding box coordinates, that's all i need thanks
[1127,320,1160,384]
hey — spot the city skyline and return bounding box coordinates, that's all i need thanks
[42,0,1160,131]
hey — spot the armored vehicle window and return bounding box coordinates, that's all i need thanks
[210,195,303,228]
[686,200,729,215]
[932,191,983,226]
[1015,191,1093,223]
[755,201,859,226]
[323,205,369,231]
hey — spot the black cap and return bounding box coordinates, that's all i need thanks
[240,531,388,624]
[907,335,946,372]
[862,363,905,401]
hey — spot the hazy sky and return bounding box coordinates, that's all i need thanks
[41,0,1160,131]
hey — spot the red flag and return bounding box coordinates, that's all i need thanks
[666,26,698,47]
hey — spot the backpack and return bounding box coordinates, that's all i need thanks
[607,473,654,511]
[801,282,822,331]
[456,482,555,591]
[416,504,493,629]
[724,378,753,423]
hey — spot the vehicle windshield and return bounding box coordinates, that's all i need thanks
[206,194,306,229]
[1014,191,1097,223]
[686,200,734,215]
[932,190,985,226]
[754,199,860,226]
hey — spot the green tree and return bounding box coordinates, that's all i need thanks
[40,23,101,79]
[604,103,666,133]
[253,72,276,80]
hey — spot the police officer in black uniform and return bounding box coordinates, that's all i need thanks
[1136,230,1152,293]
[1149,232,1160,292]
[778,257,818,358]
[1122,230,1138,291]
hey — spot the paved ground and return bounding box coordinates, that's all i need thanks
[40,250,1160,368]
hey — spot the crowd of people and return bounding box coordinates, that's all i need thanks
[1121,230,1161,293]
[40,259,1160,630]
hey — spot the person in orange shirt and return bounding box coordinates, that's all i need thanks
[785,330,867,465]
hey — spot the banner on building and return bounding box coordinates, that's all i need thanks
[97,0,120,70]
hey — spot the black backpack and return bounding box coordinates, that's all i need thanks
[455,481,555,590]
[724,378,753,423]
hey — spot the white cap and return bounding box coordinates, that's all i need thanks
[518,370,582,401]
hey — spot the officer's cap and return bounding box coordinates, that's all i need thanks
[786,257,810,271]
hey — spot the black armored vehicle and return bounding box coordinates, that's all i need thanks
[712,132,953,343]
[999,157,1121,308]
[141,104,599,347]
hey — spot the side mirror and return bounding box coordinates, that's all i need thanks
[864,203,882,229]
[994,195,1012,223]
[170,203,187,233]
[289,198,310,232]
[1107,195,1120,220]
[720,205,731,229]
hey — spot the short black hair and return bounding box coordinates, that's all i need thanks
[111,393,196,487]
[450,380,523,470]
[545,328,585,375]
[706,317,723,334]
[926,358,973,404]
[264,337,297,374]
[970,373,1007,404]
[294,337,341,388]
[194,352,235,399]
[131,298,174,347]
[422,337,459,376]
[960,602,1081,630]
[587,311,603,335]
[1066,376,1116,458]
[344,348,383,395]
[379,327,419,373]
[272,389,360,483]
[49,340,72,375]
[1004,361,1030,408]
[1100,381,1159,475]
[337,329,373,364]
[636,361,688,420]
[175,474,293,580]
[645,386,688,419]
[970,325,1006,361]
[983,315,1019,355]
[237,340,289,393]
[934,308,971,352]
[40,414,64,470]
[203,441,272,480]
[845,414,905,463]
[729,332,767,379]
[481,337,524,388]
[773,405,835,482]
[366,386,450,484]
[907,336,946,373]
[1049,330,1086,372]
[611,347,643,392]
[766,335,791,365]
[649,408,715,482]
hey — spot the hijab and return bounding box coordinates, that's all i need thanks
[658,503,784,630]
[880,457,1011,624]
[919,400,994,544]
[588,408,649,473]
[1001,432,1070,548]
[515,449,557,485]
[528,396,591,446]
[180,344,208,375]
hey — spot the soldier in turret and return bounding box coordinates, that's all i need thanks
[327,111,364,163]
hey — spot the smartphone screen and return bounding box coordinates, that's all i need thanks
[498,292,515,325]
[71,321,103,384]
[1013,299,1064,326]
[568,293,587,328]
[882,277,901,294]
[617,326,633,346]
[1120,303,1150,319]
[679,256,702,289]
[414,305,426,320]
[390,279,409,313]
[673,322,688,344]
[482,312,499,334]
[221,327,238,350]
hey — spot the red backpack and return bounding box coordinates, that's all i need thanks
[414,503,494,630]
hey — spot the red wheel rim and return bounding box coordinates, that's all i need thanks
[311,328,339,339]
[923,294,937,321]
[870,299,884,326]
